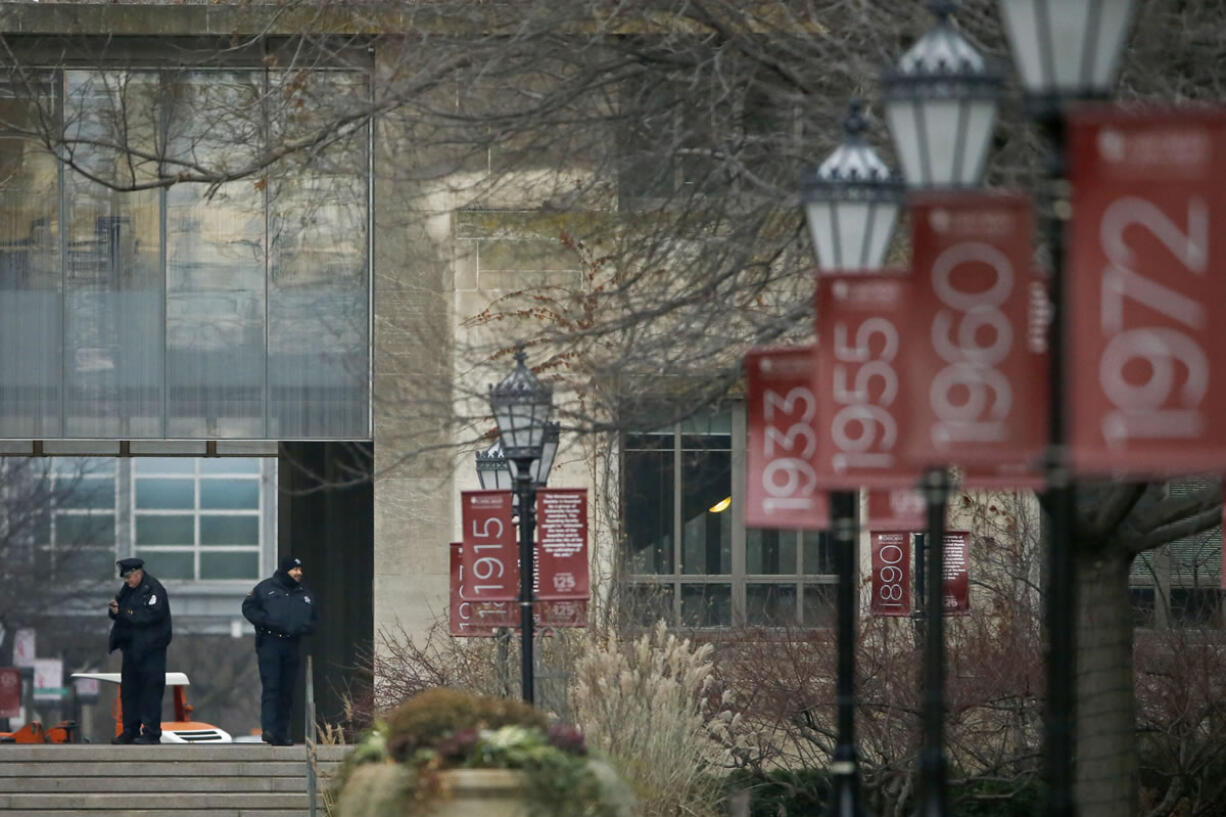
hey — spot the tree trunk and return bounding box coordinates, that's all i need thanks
[1075,549,1137,817]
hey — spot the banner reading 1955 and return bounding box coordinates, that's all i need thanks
[1068,108,1226,476]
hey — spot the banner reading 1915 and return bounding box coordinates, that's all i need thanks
[905,193,1047,486]
[1068,107,1226,476]
[460,490,517,603]
[745,345,830,530]
[815,276,918,488]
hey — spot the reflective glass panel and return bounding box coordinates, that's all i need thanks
[680,584,731,627]
[680,449,730,575]
[622,583,674,628]
[747,529,797,575]
[200,458,260,474]
[58,478,116,510]
[200,515,259,545]
[136,515,194,546]
[746,583,799,626]
[138,550,194,579]
[55,513,116,546]
[624,442,673,574]
[200,479,258,510]
[135,478,194,510]
[803,531,834,575]
[201,551,259,580]
[803,585,836,628]
[0,74,61,438]
[135,458,196,475]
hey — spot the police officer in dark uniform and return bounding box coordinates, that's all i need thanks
[242,556,319,745]
[107,557,172,744]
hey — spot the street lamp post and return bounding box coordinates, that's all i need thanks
[800,99,903,817]
[996,3,1138,816]
[882,4,1001,816]
[488,346,556,705]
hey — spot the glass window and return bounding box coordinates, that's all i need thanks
[200,515,259,546]
[136,478,195,509]
[140,551,194,580]
[201,551,259,580]
[56,513,115,546]
[200,457,260,474]
[200,479,258,510]
[135,458,196,475]
[136,515,195,547]
[58,477,116,510]
[622,407,836,629]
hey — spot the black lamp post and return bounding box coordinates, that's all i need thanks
[488,346,555,705]
[882,4,1001,816]
[996,3,1137,816]
[800,99,903,817]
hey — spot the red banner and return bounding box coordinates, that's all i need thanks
[815,276,918,488]
[0,667,20,719]
[460,490,518,603]
[870,532,911,616]
[943,531,970,614]
[450,543,514,637]
[866,488,924,531]
[905,193,1047,483]
[1068,107,1226,476]
[536,489,590,600]
[745,345,830,529]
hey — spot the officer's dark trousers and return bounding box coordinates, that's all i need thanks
[120,648,166,738]
[257,636,301,742]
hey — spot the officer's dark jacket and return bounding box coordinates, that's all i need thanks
[108,573,172,659]
[242,570,319,638]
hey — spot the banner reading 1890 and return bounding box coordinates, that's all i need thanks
[1068,108,1226,476]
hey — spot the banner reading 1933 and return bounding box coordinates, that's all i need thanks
[745,345,829,530]
[1068,107,1226,476]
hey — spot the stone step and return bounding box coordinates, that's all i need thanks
[0,744,350,763]
[0,793,308,810]
[0,777,317,793]
[0,812,308,817]
[0,761,341,777]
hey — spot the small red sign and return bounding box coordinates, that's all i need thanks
[870,532,911,616]
[943,531,970,614]
[905,193,1047,481]
[1068,107,1226,476]
[460,490,518,603]
[745,345,830,529]
[536,489,590,601]
[866,488,925,531]
[815,276,919,488]
[0,667,20,719]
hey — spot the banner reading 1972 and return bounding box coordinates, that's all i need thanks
[1068,107,1226,476]
[745,345,829,530]
[905,193,1047,486]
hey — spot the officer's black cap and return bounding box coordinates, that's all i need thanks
[117,558,144,577]
[279,556,303,573]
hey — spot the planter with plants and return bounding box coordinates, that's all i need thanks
[331,687,633,817]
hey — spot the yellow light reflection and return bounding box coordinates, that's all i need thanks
[708,496,732,513]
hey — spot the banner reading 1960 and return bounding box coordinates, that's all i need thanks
[1068,107,1226,476]
[745,345,830,530]
[905,192,1047,486]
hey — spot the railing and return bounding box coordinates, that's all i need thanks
[305,654,317,817]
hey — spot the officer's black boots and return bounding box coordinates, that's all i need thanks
[110,732,136,745]
[133,733,160,744]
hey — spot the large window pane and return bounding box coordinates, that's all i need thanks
[63,71,164,437]
[803,585,836,628]
[138,550,194,580]
[59,478,116,510]
[680,449,730,575]
[747,529,796,575]
[269,70,369,439]
[200,479,258,510]
[136,515,194,546]
[624,444,673,574]
[165,71,266,438]
[0,75,62,438]
[622,583,674,628]
[200,458,259,475]
[680,584,731,628]
[58,545,117,581]
[803,531,835,575]
[135,458,196,475]
[201,551,259,580]
[136,478,194,510]
[200,515,259,545]
[747,584,798,626]
[56,513,115,546]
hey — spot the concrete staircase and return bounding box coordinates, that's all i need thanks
[0,743,350,816]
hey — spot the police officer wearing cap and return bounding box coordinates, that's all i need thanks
[107,558,172,744]
[242,556,318,745]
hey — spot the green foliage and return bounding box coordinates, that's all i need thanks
[333,687,631,817]
[383,686,546,762]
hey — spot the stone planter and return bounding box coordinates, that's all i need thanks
[425,769,529,817]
